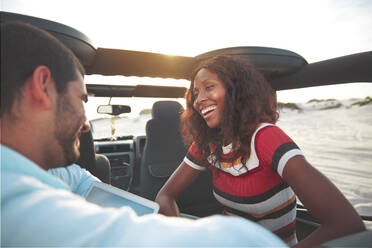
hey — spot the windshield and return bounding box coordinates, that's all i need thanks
[86,96,186,139]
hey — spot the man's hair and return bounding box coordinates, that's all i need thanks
[0,21,85,117]
[181,55,278,167]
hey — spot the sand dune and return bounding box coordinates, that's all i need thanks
[278,99,372,226]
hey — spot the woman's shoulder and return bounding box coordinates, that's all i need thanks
[254,122,275,134]
[253,122,298,160]
[254,122,289,139]
[188,141,200,153]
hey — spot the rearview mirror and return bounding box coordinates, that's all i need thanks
[97,105,131,116]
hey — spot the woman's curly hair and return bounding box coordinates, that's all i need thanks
[180,55,279,167]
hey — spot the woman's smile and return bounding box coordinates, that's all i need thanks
[200,104,217,117]
[193,69,226,128]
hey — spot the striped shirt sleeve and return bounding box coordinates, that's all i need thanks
[183,142,208,171]
[255,125,304,177]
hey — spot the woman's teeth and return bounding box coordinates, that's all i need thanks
[201,105,216,116]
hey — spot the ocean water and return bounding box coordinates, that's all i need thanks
[91,99,372,227]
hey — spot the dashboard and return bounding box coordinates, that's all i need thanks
[94,136,146,193]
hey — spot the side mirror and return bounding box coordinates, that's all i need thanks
[97,105,131,116]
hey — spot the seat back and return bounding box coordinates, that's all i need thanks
[76,130,111,184]
[139,101,221,217]
[139,101,186,199]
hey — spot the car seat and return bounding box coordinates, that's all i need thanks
[139,100,221,217]
[76,129,111,184]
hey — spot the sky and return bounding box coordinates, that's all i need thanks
[2,0,372,114]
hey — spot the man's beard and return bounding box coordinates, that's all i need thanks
[54,96,83,165]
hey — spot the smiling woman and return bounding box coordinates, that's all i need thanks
[155,55,366,247]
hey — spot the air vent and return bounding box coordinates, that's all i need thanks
[98,144,131,153]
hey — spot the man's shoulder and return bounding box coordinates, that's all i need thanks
[2,169,62,201]
[48,163,85,176]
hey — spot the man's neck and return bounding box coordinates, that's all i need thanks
[1,117,50,170]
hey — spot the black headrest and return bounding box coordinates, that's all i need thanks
[145,101,187,178]
[151,101,184,120]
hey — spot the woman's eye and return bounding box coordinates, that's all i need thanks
[206,84,214,90]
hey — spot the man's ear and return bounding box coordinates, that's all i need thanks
[28,66,57,110]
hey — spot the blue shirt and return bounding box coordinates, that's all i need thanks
[1,145,287,247]
[48,163,100,197]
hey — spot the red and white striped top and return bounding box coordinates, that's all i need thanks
[184,123,303,246]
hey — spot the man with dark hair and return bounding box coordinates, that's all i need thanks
[1,21,89,169]
[0,22,286,247]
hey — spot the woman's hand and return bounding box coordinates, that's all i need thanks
[155,162,201,216]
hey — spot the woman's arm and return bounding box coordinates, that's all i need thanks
[283,156,365,248]
[155,162,201,216]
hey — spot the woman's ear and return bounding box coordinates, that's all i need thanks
[28,65,56,110]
